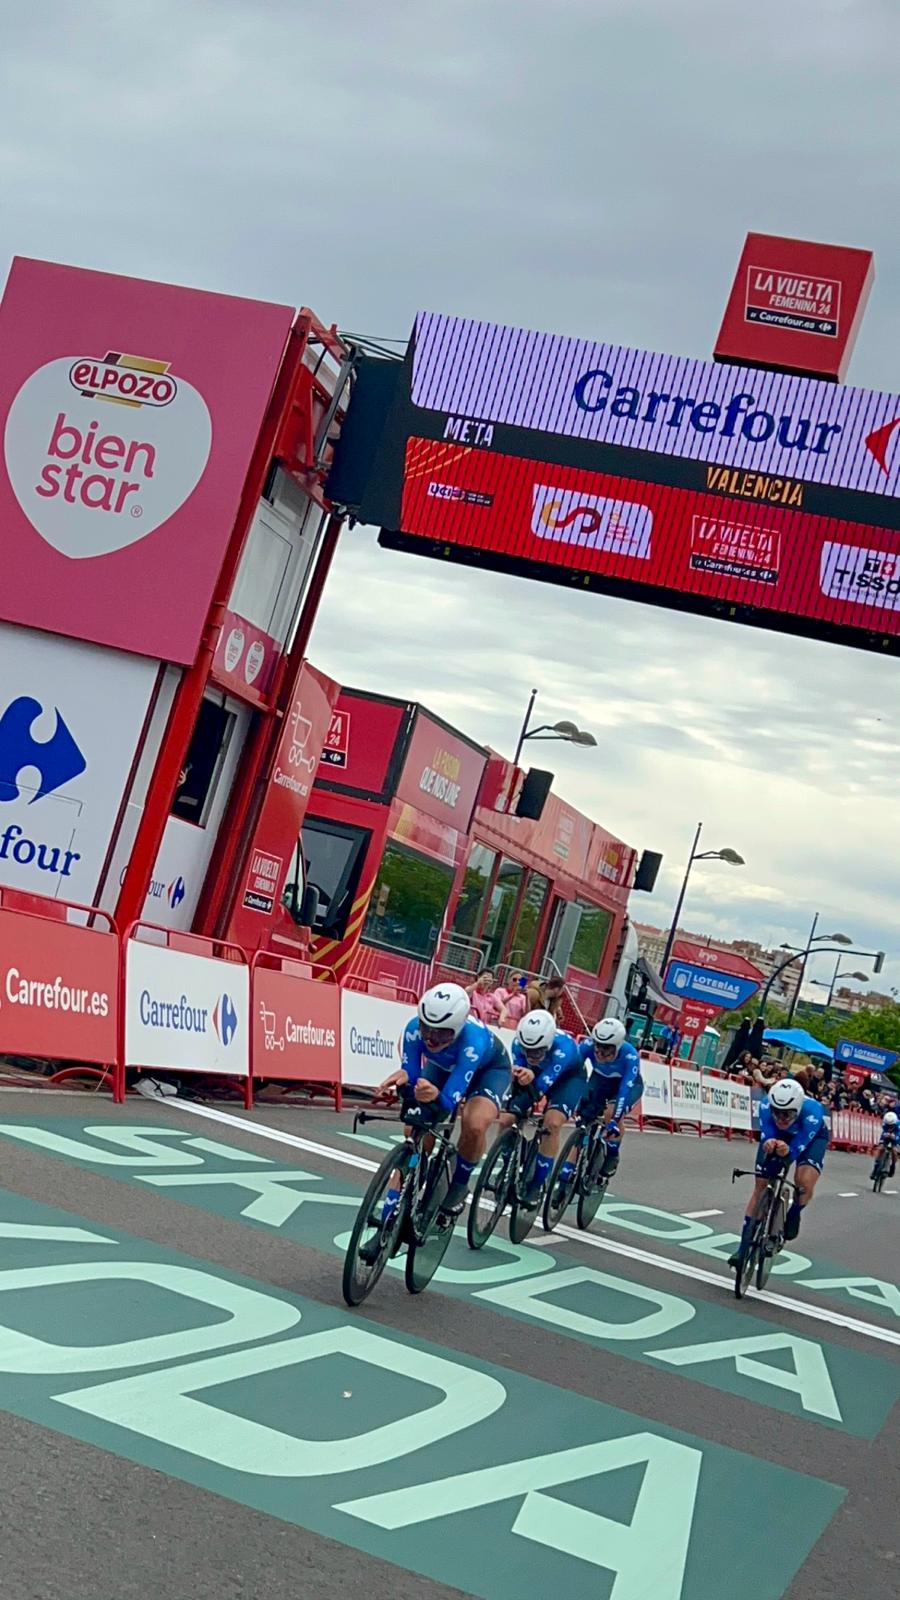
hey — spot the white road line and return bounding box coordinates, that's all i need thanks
[837,1193,859,1198]
[155,1097,900,1349]
[681,1209,723,1219]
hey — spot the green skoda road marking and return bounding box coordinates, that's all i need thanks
[0,1185,844,1600]
[0,1119,897,1435]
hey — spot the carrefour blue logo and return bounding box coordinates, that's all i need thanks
[213,993,239,1047]
[0,695,86,805]
[572,373,842,458]
[168,876,186,909]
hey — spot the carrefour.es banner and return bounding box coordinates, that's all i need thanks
[664,960,760,1012]
[835,1037,898,1073]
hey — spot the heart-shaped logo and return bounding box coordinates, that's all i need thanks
[224,627,245,673]
[4,356,213,559]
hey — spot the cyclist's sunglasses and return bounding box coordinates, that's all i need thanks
[521,1044,549,1066]
[771,1107,799,1127]
[420,1024,455,1051]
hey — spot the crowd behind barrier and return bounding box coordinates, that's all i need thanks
[0,894,892,1151]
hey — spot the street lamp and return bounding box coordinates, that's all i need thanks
[658,821,745,976]
[809,964,869,1008]
[512,689,597,766]
[784,915,854,1025]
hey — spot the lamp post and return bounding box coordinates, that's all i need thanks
[784,915,853,1024]
[809,963,869,1009]
[512,687,597,766]
[658,821,745,977]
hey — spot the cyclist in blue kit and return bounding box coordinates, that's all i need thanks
[871,1108,898,1180]
[578,1016,643,1179]
[498,1009,588,1200]
[374,982,511,1219]
[729,1077,828,1265]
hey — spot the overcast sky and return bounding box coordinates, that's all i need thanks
[3,0,900,998]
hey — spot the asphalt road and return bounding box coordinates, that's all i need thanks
[0,1086,897,1600]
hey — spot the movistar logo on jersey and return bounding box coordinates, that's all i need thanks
[573,372,842,458]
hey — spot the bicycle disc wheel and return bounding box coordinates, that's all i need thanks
[576,1133,609,1231]
[468,1128,517,1250]
[542,1127,582,1234]
[405,1148,456,1293]
[342,1142,411,1307]
[873,1160,885,1193]
[509,1138,542,1243]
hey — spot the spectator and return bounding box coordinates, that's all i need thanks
[540,976,565,1018]
[751,1057,778,1091]
[498,971,533,1027]
[466,969,502,1025]
[733,1049,753,1078]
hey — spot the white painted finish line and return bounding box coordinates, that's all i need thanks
[681,1209,723,1219]
[153,1095,900,1350]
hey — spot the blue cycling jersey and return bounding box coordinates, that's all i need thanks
[579,1038,642,1119]
[511,1031,582,1096]
[401,1016,499,1113]
[879,1121,898,1147]
[758,1095,827,1161]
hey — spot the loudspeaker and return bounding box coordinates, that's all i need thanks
[633,849,662,893]
[515,767,553,821]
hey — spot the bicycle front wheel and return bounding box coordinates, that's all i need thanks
[342,1141,411,1307]
[509,1137,542,1244]
[405,1147,456,1294]
[756,1190,787,1291]
[468,1128,516,1249]
[542,1127,582,1233]
[576,1130,609,1231]
[734,1191,769,1300]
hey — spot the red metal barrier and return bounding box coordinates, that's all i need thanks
[251,950,342,1111]
[343,970,419,1005]
[121,922,251,1107]
[0,888,119,1094]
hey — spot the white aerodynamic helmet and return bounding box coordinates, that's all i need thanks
[417,983,470,1042]
[769,1078,805,1119]
[884,1111,899,1126]
[591,1016,626,1050]
[516,1009,557,1055]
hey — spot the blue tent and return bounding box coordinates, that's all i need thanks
[763,1027,833,1060]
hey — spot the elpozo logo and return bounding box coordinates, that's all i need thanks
[531,484,652,558]
[3,349,212,560]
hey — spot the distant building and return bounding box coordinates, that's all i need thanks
[634,923,801,1007]
[833,985,894,1014]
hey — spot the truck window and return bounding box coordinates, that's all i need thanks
[361,840,454,962]
[284,816,370,937]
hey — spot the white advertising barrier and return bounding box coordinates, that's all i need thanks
[637,1056,672,1122]
[125,940,250,1077]
[699,1072,731,1130]
[671,1064,703,1126]
[727,1078,753,1133]
[341,989,410,1089]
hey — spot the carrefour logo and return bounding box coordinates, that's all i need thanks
[213,993,239,1046]
[572,373,842,458]
[0,694,86,881]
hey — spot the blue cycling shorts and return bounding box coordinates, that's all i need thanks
[755,1127,829,1178]
[584,1073,643,1120]
[544,1066,589,1119]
